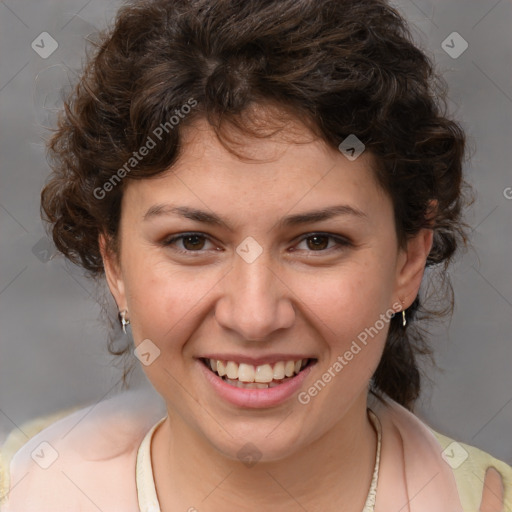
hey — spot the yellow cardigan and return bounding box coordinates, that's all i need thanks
[1,407,511,510]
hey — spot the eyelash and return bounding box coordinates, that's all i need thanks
[161,232,352,256]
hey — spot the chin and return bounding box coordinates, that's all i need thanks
[201,419,309,465]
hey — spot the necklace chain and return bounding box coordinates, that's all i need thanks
[361,408,382,512]
[138,409,382,512]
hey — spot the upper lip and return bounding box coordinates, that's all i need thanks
[197,354,316,366]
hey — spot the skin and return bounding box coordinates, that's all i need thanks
[100,114,433,511]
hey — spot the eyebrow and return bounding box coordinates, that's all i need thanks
[142,203,367,230]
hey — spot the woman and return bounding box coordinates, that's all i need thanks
[1,0,510,510]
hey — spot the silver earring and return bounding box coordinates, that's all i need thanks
[119,309,130,334]
[402,309,407,328]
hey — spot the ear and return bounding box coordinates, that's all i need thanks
[99,233,127,310]
[394,227,434,309]
[394,200,437,308]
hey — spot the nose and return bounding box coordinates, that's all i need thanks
[214,251,296,341]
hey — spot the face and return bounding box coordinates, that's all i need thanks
[101,115,431,462]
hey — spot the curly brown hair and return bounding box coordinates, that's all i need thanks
[41,0,469,410]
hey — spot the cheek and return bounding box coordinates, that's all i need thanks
[294,264,394,419]
[123,257,217,349]
[292,255,396,340]
[122,263,218,399]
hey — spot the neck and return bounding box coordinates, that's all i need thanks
[152,392,377,512]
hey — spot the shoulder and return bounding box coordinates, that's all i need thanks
[370,393,511,511]
[0,388,165,512]
[430,428,512,511]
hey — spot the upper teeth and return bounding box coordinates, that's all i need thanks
[209,359,308,383]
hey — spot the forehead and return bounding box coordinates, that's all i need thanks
[122,116,389,224]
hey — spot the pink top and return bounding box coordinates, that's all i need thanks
[1,388,507,511]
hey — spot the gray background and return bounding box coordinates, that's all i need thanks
[0,0,511,463]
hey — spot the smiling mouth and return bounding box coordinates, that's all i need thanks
[200,358,316,389]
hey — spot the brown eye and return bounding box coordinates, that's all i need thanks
[181,234,206,250]
[162,233,214,253]
[293,233,352,254]
[305,235,329,251]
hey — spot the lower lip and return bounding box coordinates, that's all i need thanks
[197,360,315,409]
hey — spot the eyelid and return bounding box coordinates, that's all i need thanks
[161,232,219,254]
[161,231,352,255]
[292,232,352,253]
